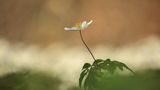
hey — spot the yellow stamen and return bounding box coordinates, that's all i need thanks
[75,22,81,28]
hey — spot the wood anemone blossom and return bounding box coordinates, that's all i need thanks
[64,20,96,61]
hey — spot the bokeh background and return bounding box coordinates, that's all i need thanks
[0,0,160,90]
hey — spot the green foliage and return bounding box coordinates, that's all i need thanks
[77,70,160,90]
[79,58,135,90]
[0,70,62,90]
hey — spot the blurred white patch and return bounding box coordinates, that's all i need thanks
[0,36,160,89]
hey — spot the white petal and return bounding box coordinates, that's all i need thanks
[87,20,93,25]
[81,21,88,30]
[64,20,93,31]
[81,21,87,25]
[64,27,80,31]
[64,27,71,30]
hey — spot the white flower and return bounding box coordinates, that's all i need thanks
[64,20,93,31]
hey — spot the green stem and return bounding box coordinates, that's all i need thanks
[79,30,96,61]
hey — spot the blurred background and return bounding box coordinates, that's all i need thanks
[0,0,160,90]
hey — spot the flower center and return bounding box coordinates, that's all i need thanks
[75,23,81,28]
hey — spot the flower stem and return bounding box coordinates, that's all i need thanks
[79,30,96,61]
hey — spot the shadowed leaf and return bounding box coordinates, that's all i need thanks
[82,63,91,70]
[79,69,88,88]
[93,59,103,65]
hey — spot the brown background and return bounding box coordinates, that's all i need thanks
[0,0,160,46]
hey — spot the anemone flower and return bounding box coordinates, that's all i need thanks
[64,20,95,61]
[64,20,93,31]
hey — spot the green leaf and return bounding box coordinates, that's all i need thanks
[84,75,89,90]
[112,60,135,74]
[108,61,117,73]
[118,65,124,71]
[93,59,103,65]
[95,59,103,62]
[122,63,135,74]
[98,59,110,70]
[82,63,91,70]
[104,59,111,64]
[79,69,88,88]
[83,70,95,90]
